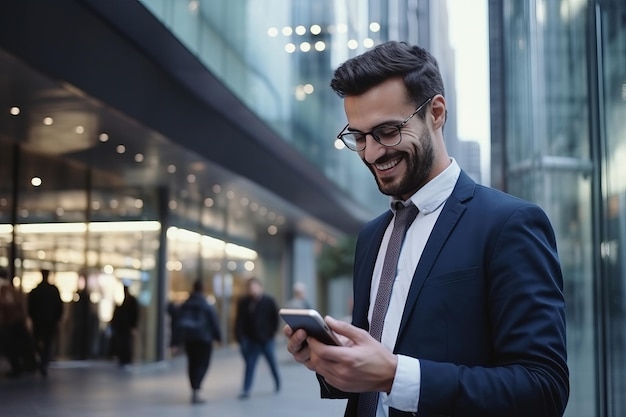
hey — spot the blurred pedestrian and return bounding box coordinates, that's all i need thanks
[0,268,34,377]
[285,281,311,309]
[177,279,222,404]
[110,284,139,367]
[70,276,98,360]
[166,301,182,356]
[27,269,63,377]
[235,277,280,399]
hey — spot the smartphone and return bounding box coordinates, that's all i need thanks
[279,308,340,346]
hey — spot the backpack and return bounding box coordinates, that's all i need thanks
[177,303,207,341]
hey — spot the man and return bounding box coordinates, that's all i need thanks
[285,281,311,309]
[284,41,569,417]
[110,284,139,367]
[177,279,222,404]
[27,269,64,377]
[235,277,281,399]
[0,268,32,377]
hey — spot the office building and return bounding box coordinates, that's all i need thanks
[489,0,626,415]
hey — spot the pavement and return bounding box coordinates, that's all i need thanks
[0,341,348,417]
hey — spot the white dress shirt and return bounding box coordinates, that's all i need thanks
[367,159,461,416]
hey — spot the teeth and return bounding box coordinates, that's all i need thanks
[376,158,400,171]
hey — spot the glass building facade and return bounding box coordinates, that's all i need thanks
[489,0,626,415]
[0,0,442,364]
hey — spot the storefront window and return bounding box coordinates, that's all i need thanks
[0,138,13,271]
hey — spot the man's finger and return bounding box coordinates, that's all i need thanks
[325,315,370,343]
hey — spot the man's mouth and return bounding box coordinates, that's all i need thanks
[375,157,401,171]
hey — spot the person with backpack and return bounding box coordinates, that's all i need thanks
[177,279,222,404]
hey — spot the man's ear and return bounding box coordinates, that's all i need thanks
[429,94,447,130]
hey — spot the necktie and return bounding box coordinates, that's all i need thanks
[357,202,419,417]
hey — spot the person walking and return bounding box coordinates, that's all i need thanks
[27,269,64,377]
[235,277,281,399]
[285,282,311,309]
[285,41,568,417]
[177,279,222,404]
[0,268,34,377]
[110,284,139,367]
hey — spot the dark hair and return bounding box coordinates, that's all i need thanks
[41,268,51,281]
[193,279,204,293]
[330,41,445,114]
[247,277,262,287]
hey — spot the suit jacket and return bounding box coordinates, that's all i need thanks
[321,171,569,417]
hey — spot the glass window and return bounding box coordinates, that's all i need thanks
[0,138,13,271]
[599,0,626,415]
[502,1,596,415]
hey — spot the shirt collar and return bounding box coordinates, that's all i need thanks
[390,158,461,215]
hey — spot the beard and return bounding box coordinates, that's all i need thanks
[367,130,434,199]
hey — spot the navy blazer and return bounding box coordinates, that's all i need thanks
[321,171,569,417]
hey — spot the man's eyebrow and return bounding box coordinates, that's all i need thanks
[347,119,402,133]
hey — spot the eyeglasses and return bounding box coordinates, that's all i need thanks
[336,96,434,152]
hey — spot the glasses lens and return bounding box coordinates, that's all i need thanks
[372,126,401,146]
[340,133,366,150]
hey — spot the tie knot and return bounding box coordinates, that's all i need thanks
[394,202,419,225]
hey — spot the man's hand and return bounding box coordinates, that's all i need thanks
[285,316,398,393]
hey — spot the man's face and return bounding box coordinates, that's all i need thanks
[344,78,434,200]
[247,280,263,298]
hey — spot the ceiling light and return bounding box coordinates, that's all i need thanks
[314,41,326,51]
[9,107,20,115]
[99,133,109,142]
[310,24,321,35]
[369,22,381,32]
[43,117,53,125]
[267,27,278,37]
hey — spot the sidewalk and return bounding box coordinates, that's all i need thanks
[0,342,347,417]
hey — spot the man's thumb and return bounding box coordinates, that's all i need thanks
[325,315,368,343]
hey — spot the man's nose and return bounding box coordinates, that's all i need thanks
[361,134,386,163]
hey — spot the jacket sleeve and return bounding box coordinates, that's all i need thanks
[417,205,569,417]
[207,304,222,342]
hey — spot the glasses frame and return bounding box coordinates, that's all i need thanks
[336,96,434,151]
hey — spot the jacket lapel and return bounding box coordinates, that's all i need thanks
[353,211,393,329]
[396,172,475,338]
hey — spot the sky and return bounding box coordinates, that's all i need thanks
[446,0,491,183]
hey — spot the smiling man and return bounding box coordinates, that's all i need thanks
[284,41,569,417]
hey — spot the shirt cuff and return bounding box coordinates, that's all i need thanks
[382,355,421,413]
